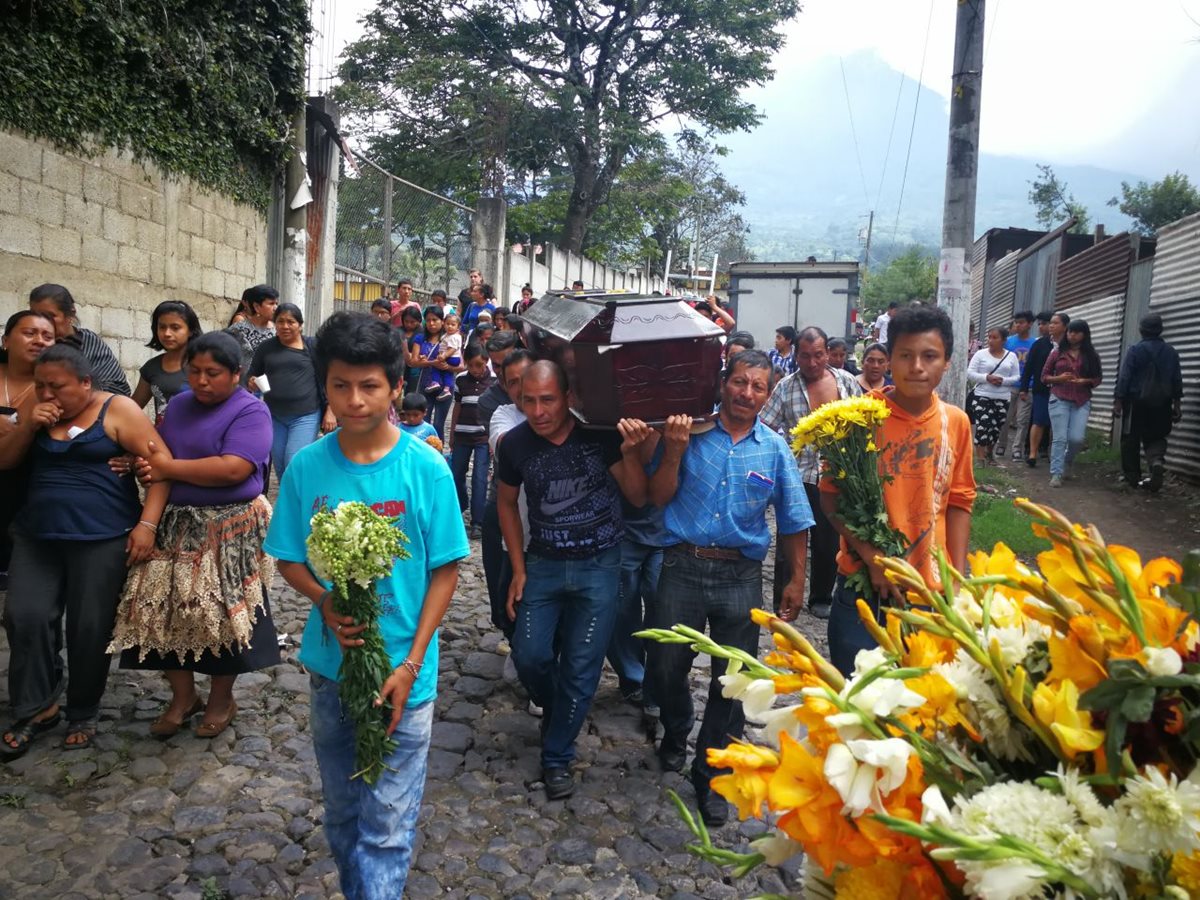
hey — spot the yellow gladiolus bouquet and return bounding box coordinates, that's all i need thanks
[790,395,907,599]
[641,501,1200,899]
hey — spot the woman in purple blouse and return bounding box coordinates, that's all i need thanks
[108,332,280,738]
[1041,318,1103,487]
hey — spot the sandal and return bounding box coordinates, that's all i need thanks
[149,695,205,739]
[63,719,97,751]
[0,709,62,760]
[194,701,237,739]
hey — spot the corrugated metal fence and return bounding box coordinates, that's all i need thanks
[1150,212,1200,480]
[984,251,1019,332]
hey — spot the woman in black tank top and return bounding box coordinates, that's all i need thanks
[0,345,172,758]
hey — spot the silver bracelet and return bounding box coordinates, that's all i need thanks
[138,520,158,532]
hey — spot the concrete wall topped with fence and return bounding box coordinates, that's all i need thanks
[333,149,473,312]
[505,243,664,304]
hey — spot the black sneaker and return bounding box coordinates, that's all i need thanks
[543,767,574,800]
[1026,457,1036,468]
[1149,464,1165,492]
[809,600,832,619]
[658,743,687,774]
[691,771,728,827]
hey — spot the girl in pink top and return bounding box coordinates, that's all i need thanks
[1041,319,1102,486]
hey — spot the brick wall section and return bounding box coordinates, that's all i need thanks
[0,129,267,386]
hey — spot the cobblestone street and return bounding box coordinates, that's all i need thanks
[0,536,818,899]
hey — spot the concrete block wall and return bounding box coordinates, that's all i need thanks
[505,243,664,304]
[0,129,268,386]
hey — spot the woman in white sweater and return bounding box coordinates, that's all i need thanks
[967,326,1022,464]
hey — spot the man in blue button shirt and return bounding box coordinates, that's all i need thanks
[645,349,813,827]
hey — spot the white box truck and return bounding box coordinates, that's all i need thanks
[727,260,860,349]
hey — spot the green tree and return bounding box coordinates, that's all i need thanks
[1108,172,1200,237]
[860,248,938,317]
[1028,164,1090,233]
[335,0,797,253]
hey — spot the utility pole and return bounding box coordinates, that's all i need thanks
[863,209,875,271]
[937,0,985,410]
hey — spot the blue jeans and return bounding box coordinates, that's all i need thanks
[1048,396,1090,476]
[828,575,886,677]
[513,546,621,769]
[271,410,321,478]
[605,539,664,699]
[309,674,434,900]
[450,442,489,527]
[645,547,762,781]
[428,394,452,443]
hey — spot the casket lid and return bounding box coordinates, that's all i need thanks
[523,290,725,344]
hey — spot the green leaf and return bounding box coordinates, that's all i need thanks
[1119,685,1158,723]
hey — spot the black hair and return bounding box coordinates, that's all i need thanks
[1140,313,1164,338]
[147,300,203,350]
[1035,311,1052,324]
[431,289,448,300]
[400,306,423,326]
[401,392,427,412]
[474,323,495,340]
[521,284,534,294]
[1062,319,1103,379]
[987,324,1010,341]
[887,301,899,310]
[480,283,496,301]
[274,302,304,326]
[400,391,429,412]
[36,342,94,381]
[523,359,569,395]
[571,280,585,289]
[727,330,755,350]
[464,341,486,362]
[1051,311,1071,327]
[827,338,848,352]
[863,342,889,358]
[722,349,773,382]
[1013,309,1034,323]
[371,298,392,312]
[500,348,534,374]
[486,331,519,354]
[188,331,244,373]
[29,283,76,316]
[493,306,511,318]
[1,310,55,365]
[775,325,797,344]
[397,277,413,288]
[796,325,828,347]
[315,312,406,389]
[240,284,279,316]
[887,305,954,358]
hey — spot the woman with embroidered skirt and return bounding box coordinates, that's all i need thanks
[108,332,280,739]
[966,326,1021,465]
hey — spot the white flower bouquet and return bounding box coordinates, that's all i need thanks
[307,501,411,783]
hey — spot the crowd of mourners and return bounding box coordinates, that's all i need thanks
[0,274,1184,898]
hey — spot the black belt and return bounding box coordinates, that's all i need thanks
[674,543,744,561]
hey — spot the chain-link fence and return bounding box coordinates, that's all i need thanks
[334,151,474,313]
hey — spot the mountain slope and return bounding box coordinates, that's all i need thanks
[719,51,1147,261]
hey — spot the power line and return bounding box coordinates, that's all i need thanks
[890,0,937,250]
[873,67,907,216]
[984,0,1001,64]
[839,57,871,210]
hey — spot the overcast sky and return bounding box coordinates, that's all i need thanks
[318,0,1200,178]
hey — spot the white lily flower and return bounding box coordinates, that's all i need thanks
[846,677,926,718]
[964,860,1048,900]
[851,646,889,677]
[1143,646,1183,677]
[846,738,912,793]
[719,671,777,722]
[754,703,805,750]
[824,738,914,816]
[750,832,804,866]
[826,711,868,742]
[921,785,953,826]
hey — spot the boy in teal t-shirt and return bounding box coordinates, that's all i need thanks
[264,312,468,900]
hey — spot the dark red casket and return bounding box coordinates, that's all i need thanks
[519,290,726,426]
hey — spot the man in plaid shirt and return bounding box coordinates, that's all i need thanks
[759,326,860,619]
[767,325,797,376]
